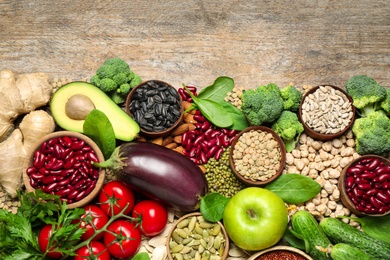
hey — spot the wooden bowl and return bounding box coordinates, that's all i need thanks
[229,126,286,186]
[166,212,229,260]
[339,155,390,216]
[298,85,355,141]
[23,131,106,209]
[125,80,184,138]
[248,245,313,260]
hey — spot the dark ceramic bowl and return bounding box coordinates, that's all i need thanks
[298,85,355,141]
[229,126,286,186]
[23,131,106,209]
[125,80,184,138]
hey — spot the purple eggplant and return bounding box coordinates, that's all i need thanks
[95,141,208,212]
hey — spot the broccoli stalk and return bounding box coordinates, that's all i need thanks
[241,83,284,126]
[280,85,303,112]
[90,58,142,104]
[271,110,304,152]
[345,75,387,117]
[352,110,390,156]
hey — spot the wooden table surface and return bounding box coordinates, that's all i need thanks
[1,0,389,90]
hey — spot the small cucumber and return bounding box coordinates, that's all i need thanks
[291,210,332,260]
[330,243,376,260]
[320,217,390,259]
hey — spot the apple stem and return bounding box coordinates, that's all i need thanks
[247,209,257,218]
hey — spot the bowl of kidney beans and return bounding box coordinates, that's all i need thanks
[125,80,183,138]
[339,155,390,216]
[23,131,106,209]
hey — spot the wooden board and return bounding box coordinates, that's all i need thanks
[1,0,390,89]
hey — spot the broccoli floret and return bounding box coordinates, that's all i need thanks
[280,85,303,112]
[89,57,142,104]
[352,110,390,156]
[241,83,284,126]
[380,88,390,116]
[345,75,387,117]
[271,110,304,152]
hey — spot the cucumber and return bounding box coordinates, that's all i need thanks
[291,210,332,260]
[320,217,390,259]
[330,243,376,260]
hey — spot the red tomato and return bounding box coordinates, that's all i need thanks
[132,200,168,237]
[103,220,141,259]
[74,241,111,260]
[76,204,109,241]
[99,180,135,216]
[38,224,63,259]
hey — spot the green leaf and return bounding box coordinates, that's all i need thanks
[283,228,306,250]
[338,214,390,244]
[197,76,234,102]
[265,174,321,204]
[83,109,116,159]
[200,193,230,222]
[221,102,249,130]
[131,252,151,260]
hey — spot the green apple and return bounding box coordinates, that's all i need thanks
[223,187,288,251]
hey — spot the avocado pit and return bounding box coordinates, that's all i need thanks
[65,94,96,120]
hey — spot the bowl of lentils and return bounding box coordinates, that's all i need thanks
[23,131,106,209]
[125,80,183,138]
[298,85,355,141]
[229,126,286,186]
[248,245,312,260]
[339,155,390,216]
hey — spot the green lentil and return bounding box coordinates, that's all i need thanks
[203,147,245,197]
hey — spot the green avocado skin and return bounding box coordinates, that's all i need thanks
[50,81,140,141]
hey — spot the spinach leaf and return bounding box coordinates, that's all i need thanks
[200,193,230,222]
[283,228,306,251]
[184,86,233,128]
[338,214,390,244]
[265,174,321,204]
[221,101,249,130]
[197,76,234,102]
[83,109,116,159]
[131,252,150,260]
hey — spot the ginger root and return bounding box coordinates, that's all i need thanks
[0,69,55,198]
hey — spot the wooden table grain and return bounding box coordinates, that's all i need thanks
[1,0,389,90]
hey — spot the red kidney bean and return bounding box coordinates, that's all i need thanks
[206,145,219,159]
[345,176,355,188]
[214,147,224,160]
[193,114,205,123]
[379,206,390,214]
[30,173,44,181]
[375,166,390,175]
[361,172,376,180]
[42,175,57,185]
[67,189,79,200]
[347,164,365,175]
[55,187,72,197]
[366,158,381,170]
[53,143,64,158]
[26,166,37,175]
[357,183,372,190]
[377,191,390,203]
[45,182,59,193]
[33,150,45,168]
[370,196,382,209]
[378,173,390,182]
[366,188,378,196]
[87,151,99,162]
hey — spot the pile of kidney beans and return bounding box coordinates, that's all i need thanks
[345,156,390,215]
[178,86,239,165]
[26,135,100,204]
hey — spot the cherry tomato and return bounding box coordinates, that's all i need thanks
[132,200,168,237]
[38,224,63,259]
[74,241,111,260]
[75,204,109,241]
[103,220,141,259]
[99,180,135,216]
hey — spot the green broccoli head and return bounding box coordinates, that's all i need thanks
[271,110,304,152]
[241,83,284,126]
[95,58,132,79]
[280,85,303,112]
[380,88,390,116]
[90,77,117,92]
[345,75,386,117]
[352,110,390,156]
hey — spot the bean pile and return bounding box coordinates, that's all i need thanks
[232,129,282,182]
[345,157,390,215]
[301,85,353,134]
[129,80,181,132]
[26,136,100,204]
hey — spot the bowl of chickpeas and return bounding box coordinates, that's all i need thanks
[229,126,286,186]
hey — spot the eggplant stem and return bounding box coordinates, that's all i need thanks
[92,146,127,172]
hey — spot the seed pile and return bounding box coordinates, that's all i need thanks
[232,129,282,182]
[224,86,245,109]
[168,214,227,260]
[301,85,353,134]
[204,147,246,198]
[129,80,181,132]
[256,250,307,260]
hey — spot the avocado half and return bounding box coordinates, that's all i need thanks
[50,82,140,141]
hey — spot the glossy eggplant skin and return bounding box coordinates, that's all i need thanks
[116,141,208,212]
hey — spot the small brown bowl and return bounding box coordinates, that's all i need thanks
[166,212,229,260]
[229,126,286,186]
[23,131,106,209]
[339,155,390,216]
[298,85,355,141]
[248,245,313,260]
[125,80,184,138]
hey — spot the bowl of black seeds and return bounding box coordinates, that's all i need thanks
[125,80,183,138]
